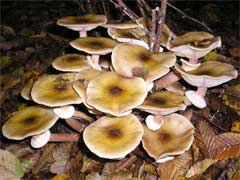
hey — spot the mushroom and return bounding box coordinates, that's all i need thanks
[142,113,194,163]
[21,78,35,100]
[136,17,175,48]
[70,37,118,70]
[2,106,59,140]
[107,27,150,49]
[86,71,148,116]
[31,73,82,107]
[57,14,107,37]
[112,43,176,83]
[175,61,238,108]
[83,114,144,159]
[52,54,91,72]
[167,31,221,64]
[101,20,138,29]
[31,130,80,148]
[165,81,186,95]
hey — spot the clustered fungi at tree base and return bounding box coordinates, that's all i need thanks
[2,14,238,163]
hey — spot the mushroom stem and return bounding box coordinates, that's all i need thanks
[145,114,164,131]
[91,55,100,68]
[87,55,101,70]
[65,110,94,132]
[49,133,80,142]
[196,87,207,97]
[155,71,181,90]
[79,31,87,37]
[189,57,198,64]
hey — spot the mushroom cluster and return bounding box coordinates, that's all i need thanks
[2,14,238,164]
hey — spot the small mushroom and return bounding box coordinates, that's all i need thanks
[70,37,118,70]
[112,43,176,83]
[31,73,82,107]
[168,32,221,64]
[86,71,148,116]
[2,106,59,140]
[108,27,150,49]
[137,91,188,115]
[57,14,107,37]
[175,61,238,108]
[52,54,91,72]
[83,114,144,159]
[101,20,138,29]
[142,113,194,163]
[145,114,164,131]
[21,78,35,100]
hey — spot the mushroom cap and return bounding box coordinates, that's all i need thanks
[136,17,175,46]
[31,130,51,148]
[31,73,82,107]
[86,71,148,116]
[57,14,107,31]
[21,78,34,100]
[107,28,149,49]
[52,54,91,72]
[137,91,188,115]
[168,32,221,59]
[165,81,186,95]
[2,106,58,140]
[142,113,194,161]
[112,43,176,83]
[73,69,102,108]
[185,90,206,109]
[175,61,238,88]
[70,37,119,55]
[83,114,144,159]
[101,20,138,29]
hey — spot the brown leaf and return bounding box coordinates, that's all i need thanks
[157,151,192,180]
[185,159,218,178]
[80,154,102,173]
[52,143,74,161]
[194,121,216,158]
[214,133,240,160]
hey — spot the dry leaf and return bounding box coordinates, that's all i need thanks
[229,48,240,57]
[80,154,102,173]
[214,133,240,160]
[50,160,68,174]
[85,171,132,180]
[194,121,216,159]
[157,151,192,180]
[50,173,70,180]
[185,159,218,178]
[52,143,74,161]
[0,150,24,180]
[231,120,240,133]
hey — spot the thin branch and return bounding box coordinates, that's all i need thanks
[109,0,139,21]
[136,0,152,15]
[153,0,168,53]
[167,2,213,33]
[150,8,158,51]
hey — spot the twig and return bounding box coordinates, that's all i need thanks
[101,0,108,17]
[109,0,139,21]
[150,8,158,51]
[153,0,168,53]
[167,2,213,33]
[136,0,152,15]
[217,159,236,180]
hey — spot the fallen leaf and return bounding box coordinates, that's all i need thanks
[214,133,240,160]
[0,56,12,70]
[185,159,218,178]
[194,121,216,158]
[50,159,68,174]
[229,48,240,57]
[1,26,16,39]
[50,173,70,180]
[157,151,192,180]
[0,149,24,180]
[231,120,240,133]
[203,51,218,61]
[80,154,102,173]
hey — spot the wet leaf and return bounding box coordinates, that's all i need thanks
[50,173,70,180]
[231,120,240,133]
[0,56,12,69]
[0,150,24,180]
[194,121,216,158]
[203,51,217,61]
[214,133,240,160]
[222,84,240,111]
[229,48,240,57]
[185,159,218,178]
[157,151,192,180]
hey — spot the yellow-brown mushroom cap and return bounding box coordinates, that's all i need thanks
[2,106,59,140]
[175,61,238,87]
[31,73,82,107]
[86,71,148,116]
[142,113,194,161]
[83,114,144,159]
[21,78,35,100]
[70,37,119,55]
[73,69,102,108]
[168,32,221,59]
[112,43,176,83]
[52,54,91,72]
[57,14,107,31]
[101,20,138,29]
[137,91,188,115]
